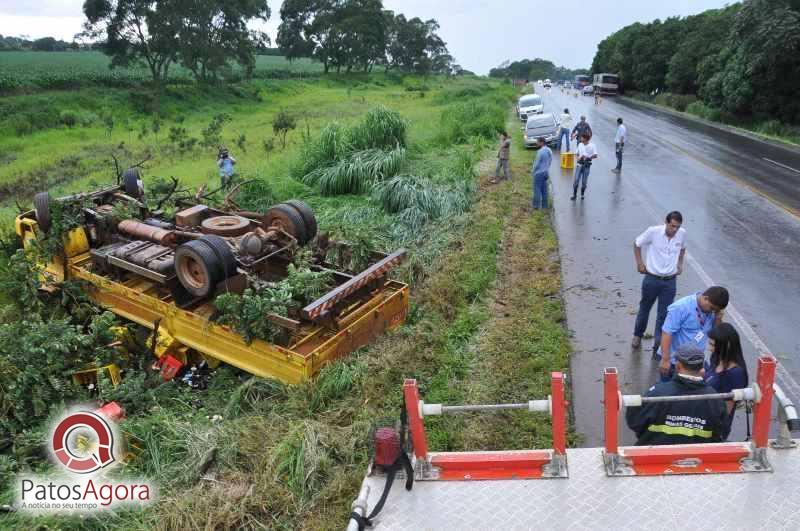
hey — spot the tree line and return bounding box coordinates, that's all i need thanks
[277,0,456,75]
[72,0,454,88]
[0,35,84,52]
[488,58,588,83]
[591,0,800,123]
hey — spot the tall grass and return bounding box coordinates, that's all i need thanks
[349,106,407,150]
[302,147,406,195]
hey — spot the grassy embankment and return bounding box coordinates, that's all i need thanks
[0,72,571,530]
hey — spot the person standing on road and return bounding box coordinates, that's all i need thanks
[657,286,729,382]
[558,108,573,152]
[705,323,749,438]
[632,211,686,352]
[626,344,729,445]
[571,134,597,200]
[491,131,511,184]
[217,146,237,189]
[571,115,592,143]
[531,137,552,209]
[612,118,627,173]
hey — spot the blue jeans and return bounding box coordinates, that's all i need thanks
[558,128,570,151]
[634,273,677,349]
[615,142,623,170]
[533,173,548,208]
[572,163,591,195]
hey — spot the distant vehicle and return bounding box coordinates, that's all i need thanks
[543,79,552,88]
[537,79,543,86]
[523,113,559,149]
[582,85,595,96]
[517,94,544,122]
[593,73,619,96]
[575,75,591,88]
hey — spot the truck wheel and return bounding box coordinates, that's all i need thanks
[284,200,317,242]
[34,192,52,233]
[122,168,144,199]
[197,234,237,281]
[175,240,221,298]
[264,204,309,245]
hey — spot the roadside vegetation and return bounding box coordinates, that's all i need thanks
[590,0,800,145]
[0,73,577,530]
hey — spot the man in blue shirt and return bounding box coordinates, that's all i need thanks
[531,137,552,209]
[657,286,729,382]
[217,146,237,189]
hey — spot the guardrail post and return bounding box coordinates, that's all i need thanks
[603,368,619,455]
[551,372,566,456]
[752,357,776,449]
[403,379,428,461]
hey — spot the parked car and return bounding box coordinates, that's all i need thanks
[523,113,559,149]
[517,94,544,122]
[543,79,552,89]
[582,85,594,95]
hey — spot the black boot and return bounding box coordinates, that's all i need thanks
[581,186,586,199]
[570,187,577,201]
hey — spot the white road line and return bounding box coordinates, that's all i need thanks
[762,157,800,175]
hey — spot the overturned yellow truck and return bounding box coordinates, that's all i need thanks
[16,173,408,384]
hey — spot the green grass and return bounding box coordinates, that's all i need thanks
[0,51,323,92]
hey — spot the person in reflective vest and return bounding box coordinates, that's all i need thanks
[626,344,729,445]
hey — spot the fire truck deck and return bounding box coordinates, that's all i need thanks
[358,442,800,530]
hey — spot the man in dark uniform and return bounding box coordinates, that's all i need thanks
[626,344,729,445]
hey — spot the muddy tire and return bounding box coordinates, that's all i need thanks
[122,168,144,199]
[197,234,237,281]
[284,200,317,242]
[34,192,52,233]
[175,240,221,298]
[264,204,309,245]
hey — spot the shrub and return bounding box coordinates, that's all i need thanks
[59,110,77,128]
[272,109,296,149]
[349,106,407,150]
[686,101,722,122]
[440,99,505,144]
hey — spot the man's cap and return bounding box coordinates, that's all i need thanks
[676,344,705,368]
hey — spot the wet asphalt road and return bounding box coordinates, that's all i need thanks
[527,88,800,447]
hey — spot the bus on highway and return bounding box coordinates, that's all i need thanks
[574,75,591,88]
[593,73,619,95]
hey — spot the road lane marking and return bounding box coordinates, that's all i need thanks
[763,157,800,175]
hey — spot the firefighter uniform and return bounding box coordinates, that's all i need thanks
[626,374,729,445]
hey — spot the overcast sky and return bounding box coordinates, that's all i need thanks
[0,0,738,74]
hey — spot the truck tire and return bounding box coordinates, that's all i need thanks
[175,240,222,298]
[122,168,144,199]
[264,204,309,245]
[284,200,317,242]
[197,234,237,281]
[34,192,52,233]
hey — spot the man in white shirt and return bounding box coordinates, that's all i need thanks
[611,117,627,173]
[571,133,598,200]
[558,108,573,152]
[632,211,687,352]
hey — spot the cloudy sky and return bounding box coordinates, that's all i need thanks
[0,0,737,73]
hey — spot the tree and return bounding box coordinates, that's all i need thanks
[82,0,182,88]
[272,109,297,148]
[277,0,317,61]
[176,0,271,82]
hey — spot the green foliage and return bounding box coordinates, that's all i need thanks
[439,99,506,144]
[233,178,275,212]
[348,106,407,150]
[309,360,365,411]
[302,147,406,195]
[201,113,231,149]
[488,59,588,82]
[0,311,117,438]
[215,265,332,343]
[272,108,297,149]
[34,198,87,259]
[59,110,78,128]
